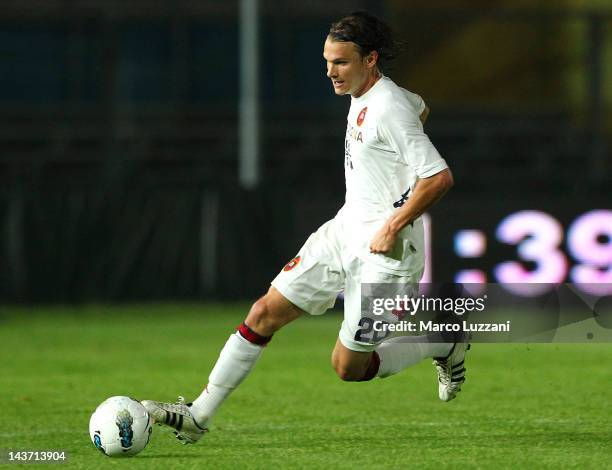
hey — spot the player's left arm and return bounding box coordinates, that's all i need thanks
[370,98,451,254]
[369,168,453,254]
[420,105,430,125]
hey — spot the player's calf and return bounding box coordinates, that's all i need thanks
[331,339,380,382]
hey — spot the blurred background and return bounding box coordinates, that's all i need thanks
[0,0,610,303]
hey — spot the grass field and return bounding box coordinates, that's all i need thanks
[1,304,611,469]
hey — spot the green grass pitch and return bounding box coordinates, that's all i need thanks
[1,304,611,469]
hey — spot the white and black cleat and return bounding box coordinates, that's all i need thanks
[141,396,208,444]
[433,337,471,402]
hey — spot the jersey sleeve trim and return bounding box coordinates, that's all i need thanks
[417,159,449,179]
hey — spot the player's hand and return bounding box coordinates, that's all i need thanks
[369,224,398,254]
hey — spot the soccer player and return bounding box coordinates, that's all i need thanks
[143,11,468,444]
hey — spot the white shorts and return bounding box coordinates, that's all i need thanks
[271,217,421,352]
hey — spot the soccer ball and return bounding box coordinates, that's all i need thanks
[89,396,152,457]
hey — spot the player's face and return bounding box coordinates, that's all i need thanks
[323,37,378,98]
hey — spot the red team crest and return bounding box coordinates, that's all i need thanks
[283,256,301,271]
[356,106,367,126]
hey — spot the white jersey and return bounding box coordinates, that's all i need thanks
[336,75,448,274]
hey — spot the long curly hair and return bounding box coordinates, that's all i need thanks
[328,11,401,72]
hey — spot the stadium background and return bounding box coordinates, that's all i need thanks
[0,0,610,302]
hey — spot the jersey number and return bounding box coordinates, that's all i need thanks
[354,317,390,343]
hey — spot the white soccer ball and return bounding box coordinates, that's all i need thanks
[89,396,152,457]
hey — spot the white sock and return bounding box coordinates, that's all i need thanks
[376,334,452,378]
[190,333,264,424]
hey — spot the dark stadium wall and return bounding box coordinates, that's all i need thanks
[387,0,612,126]
[0,182,609,302]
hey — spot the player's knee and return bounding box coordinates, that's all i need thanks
[246,297,282,334]
[333,363,365,382]
[246,297,272,329]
